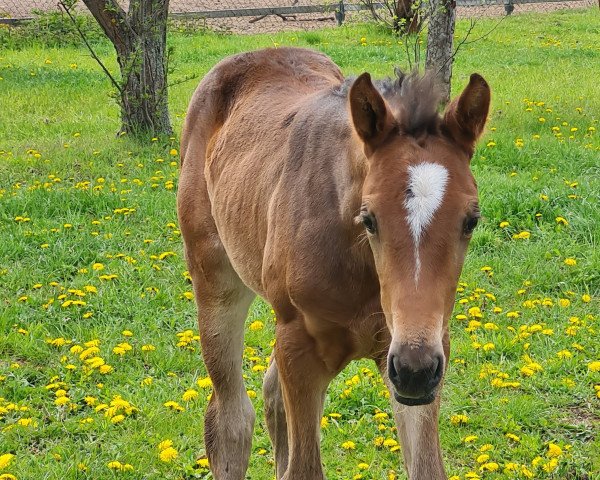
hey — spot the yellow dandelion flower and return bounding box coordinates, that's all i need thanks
[588,361,600,372]
[158,439,173,451]
[341,441,356,450]
[450,414,469,425]
[0,454,15,469]
[512,231,530,240]
[55,396,69,406]
[107,461,123,470]
[159,446,178,462]
[182,389,199,401]
[480,462,499,472]
[555,216,568,226]
[111,414,125,424]
[197,377,212,389]
[547,443,563,457]
[163,401,185,412]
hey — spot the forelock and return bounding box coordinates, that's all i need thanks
[377,69,443,134]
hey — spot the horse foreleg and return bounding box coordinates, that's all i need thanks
[377,361,447,480]
[263,358,289,479]
[275,321,332,480]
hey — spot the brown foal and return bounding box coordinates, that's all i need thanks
[178,47,490,480]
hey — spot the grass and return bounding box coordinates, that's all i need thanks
[0,7,599,480]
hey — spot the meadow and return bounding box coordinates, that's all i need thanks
[0,7,599,480]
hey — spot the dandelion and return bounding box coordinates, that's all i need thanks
[582,294,591,303]
[197,458,210,468]
[547,443,563,457]
[480,462,499,472]
[512,231,530,240]
[159,447,178,462]
[249,321,264,331]
[542,458,559,472]
[164,400,185,412]
[564,257,577,266]
[111,414,125,424]
[0,454,14,469]
[555,216,569,226]
[588,361,600,372]
[197,377,212,389]
[158,440,173,451]
[341,441,356,450]
[182,389,199,401]
[383,438,398,449]
[55,396,69,406]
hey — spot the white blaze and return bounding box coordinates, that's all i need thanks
[404,162,449,283]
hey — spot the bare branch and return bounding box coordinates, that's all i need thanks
[81,0,129,47]
[57,0,123,94]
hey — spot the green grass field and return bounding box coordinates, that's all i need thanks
[1,7,599,480]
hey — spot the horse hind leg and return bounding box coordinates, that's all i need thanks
[181,218,255,479]
[263,358,289,479]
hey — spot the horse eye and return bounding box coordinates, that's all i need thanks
[464,216,479,236]
[362,213,377,234]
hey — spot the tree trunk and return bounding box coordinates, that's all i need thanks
[394,0,419,34]
[425,0,456,104]
[82,0,172,136]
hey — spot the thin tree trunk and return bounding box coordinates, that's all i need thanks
[82,0,172,136]
[394,0,419,34]
[425,0,456,104]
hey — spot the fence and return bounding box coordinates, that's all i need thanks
[0,0,596,32]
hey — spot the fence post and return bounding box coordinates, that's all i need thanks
[335,1,346,25]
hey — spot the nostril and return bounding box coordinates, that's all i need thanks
[432,354,444,383]
[388,354,401,381]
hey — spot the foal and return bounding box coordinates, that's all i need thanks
[178,47,490,480]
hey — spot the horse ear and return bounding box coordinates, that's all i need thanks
[349,73,393,150]
[442,73,490,156]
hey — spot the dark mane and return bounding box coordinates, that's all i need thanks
[334,69,442,135]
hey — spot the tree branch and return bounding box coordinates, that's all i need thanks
[81,0,129,48]
[58,0,123,94]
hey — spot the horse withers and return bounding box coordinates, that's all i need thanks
[178,47,490,480]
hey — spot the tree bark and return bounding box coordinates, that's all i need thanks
[82,0,172,136]
[394,0,419,34]
[425,0,456,104]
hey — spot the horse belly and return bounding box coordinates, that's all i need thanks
[206,137,283,297]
